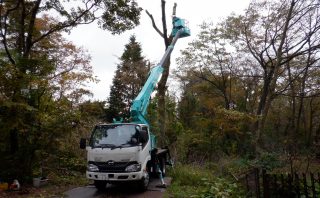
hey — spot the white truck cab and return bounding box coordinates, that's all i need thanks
[80,123,154,190]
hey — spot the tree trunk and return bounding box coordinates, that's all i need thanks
[146,0,175,146]
[307,98,314,146]
[157,58,170,146]
[296,40,312,142]
[286,62,296,136]
[253,0,295,152]
[254,68,274,146]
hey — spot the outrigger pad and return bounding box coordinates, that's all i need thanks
[156,184,167,188]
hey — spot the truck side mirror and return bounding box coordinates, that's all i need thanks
[139,130,148,144]
[80,138,86,149]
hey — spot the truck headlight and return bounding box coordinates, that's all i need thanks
[125,164,141,172]
[87,163,99,172]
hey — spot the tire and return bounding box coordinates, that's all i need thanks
[94,180,107,190]
[137,170,149,191]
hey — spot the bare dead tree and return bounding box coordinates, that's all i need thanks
[146,0,176,146]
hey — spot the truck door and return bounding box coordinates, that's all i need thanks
[140,126,151,166]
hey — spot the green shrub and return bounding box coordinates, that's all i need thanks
[253,152,284,171]
[195,177,244,198]
[169,164,214,186]
[166,164,245,198]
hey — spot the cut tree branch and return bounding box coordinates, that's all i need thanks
[172,2,177,16]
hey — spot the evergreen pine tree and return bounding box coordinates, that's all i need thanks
[106,35,148,122]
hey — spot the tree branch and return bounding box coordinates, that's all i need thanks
[31,0,97,48]
[172,2,177,16]
[145,10,164,38]
[1,0,21,64]
[25,0,41,57]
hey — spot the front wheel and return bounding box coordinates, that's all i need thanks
[137,170,149,191]
[94,180,107,190]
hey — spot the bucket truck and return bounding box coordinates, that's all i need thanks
[80,16,190,191]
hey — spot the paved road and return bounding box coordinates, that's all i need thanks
[64,177,171,198]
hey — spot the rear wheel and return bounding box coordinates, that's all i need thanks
[94,180,107,190]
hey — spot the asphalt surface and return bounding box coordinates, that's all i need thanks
[64,177,171,198]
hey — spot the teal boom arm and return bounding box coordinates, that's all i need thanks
[130,64,163,124]
[129,17,190,147]
[130,18,190,124]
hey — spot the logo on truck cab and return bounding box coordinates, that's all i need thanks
[107,160,114,165]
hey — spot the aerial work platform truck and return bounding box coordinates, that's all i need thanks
[80,16,190,190]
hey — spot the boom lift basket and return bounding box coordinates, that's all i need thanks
[171,17,191,38]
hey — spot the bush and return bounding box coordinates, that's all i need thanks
[253,152,284,171]
[196,177,244,198]
[166,164,245,198]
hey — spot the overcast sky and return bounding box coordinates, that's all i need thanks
[65,0,251,101]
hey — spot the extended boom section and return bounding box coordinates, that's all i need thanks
[130,65,163,124]
[130,17,190,125]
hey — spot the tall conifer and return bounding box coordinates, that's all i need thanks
[106,35,148,121]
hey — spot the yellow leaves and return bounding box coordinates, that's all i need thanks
[213,107,255,134]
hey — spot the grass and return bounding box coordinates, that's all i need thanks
[163,154,320,198]
[0,171,90,198]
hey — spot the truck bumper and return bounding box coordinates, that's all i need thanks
[86,171,144,181]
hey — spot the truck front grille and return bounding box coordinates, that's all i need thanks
[89,161,138,173]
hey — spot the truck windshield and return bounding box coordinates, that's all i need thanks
[89,125,140,148]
